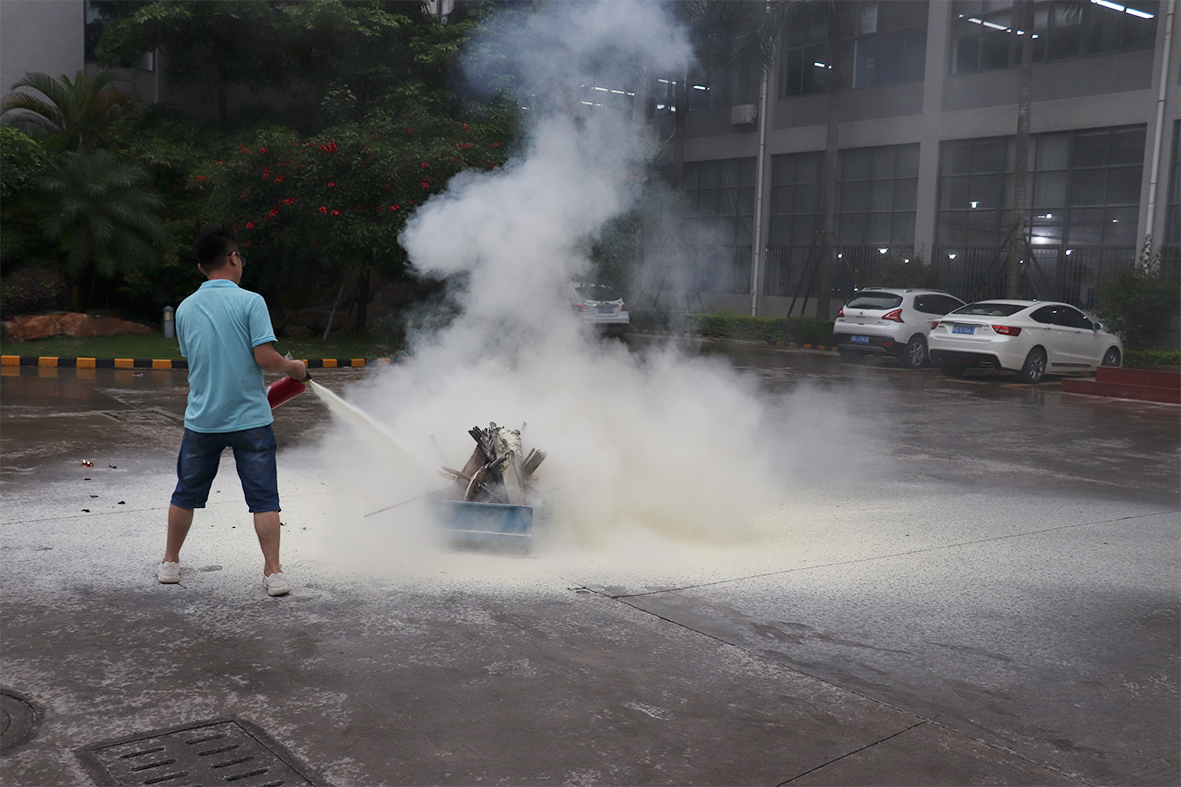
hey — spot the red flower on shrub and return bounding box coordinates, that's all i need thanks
[262,165,270,179]
[328,181,335,187]
[330,209,340,216]
[282,198,295,205]
[246,221,255,229]
[390,204,399,210]
[421,162,429,169]
[259,147,267,154]
[275,174,284,183]
[319,206,328,213]
[268,207,279,218]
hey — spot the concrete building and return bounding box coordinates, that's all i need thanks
[647,0,1180,318]
[0,1,86,103]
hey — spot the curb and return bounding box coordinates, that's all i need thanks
[626,329,838,352]
[0,355,401,370]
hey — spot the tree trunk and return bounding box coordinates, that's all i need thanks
[670,67,688,190]
[352,261,371,334]
[816,13,843,320]
[1007,0,1035,299]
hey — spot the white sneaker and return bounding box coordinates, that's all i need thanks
[263,571,290,597]
[157,561,180,584]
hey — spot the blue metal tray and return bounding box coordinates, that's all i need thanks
[427,499,533,547]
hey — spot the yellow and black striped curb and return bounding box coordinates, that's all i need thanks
[0,355,402,370]
[626,329,837,352]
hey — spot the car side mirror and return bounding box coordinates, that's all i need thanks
[1091,321,1102,331]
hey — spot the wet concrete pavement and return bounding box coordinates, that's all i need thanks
[1,346,1177,786]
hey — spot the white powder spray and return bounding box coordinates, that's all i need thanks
[310,1,789,569]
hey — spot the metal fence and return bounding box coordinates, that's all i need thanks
[759,243,1153,308]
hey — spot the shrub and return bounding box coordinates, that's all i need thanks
[627,309,835,346]
[1123,349,1181,369]
[1095,246,1180,350]
[0,266,65,319]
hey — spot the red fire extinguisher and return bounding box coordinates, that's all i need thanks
[265,354,312,409]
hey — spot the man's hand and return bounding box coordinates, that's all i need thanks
[254,344,307,380]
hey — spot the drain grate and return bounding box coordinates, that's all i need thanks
[78,718,321,787]
[1,689,39,753]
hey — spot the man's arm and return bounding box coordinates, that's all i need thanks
[253,343,307,380]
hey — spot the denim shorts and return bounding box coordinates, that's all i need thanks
[171,425,280,513]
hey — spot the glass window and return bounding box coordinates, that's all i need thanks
[1059,306,1092,329]
[1071,170,1107,206]
[951,0,1159,73]
[784,1,926,95]
[957,303,1027,316]
[937,126,1146,258]
[847,293,903,309]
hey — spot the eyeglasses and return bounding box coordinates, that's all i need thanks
[227,250,244,264]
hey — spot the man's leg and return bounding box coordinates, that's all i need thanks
[253,510,282,577]
[164,505,194,564]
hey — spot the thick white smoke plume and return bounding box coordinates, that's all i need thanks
[313,1,786,563]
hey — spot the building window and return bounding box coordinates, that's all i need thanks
[936,125,1146,248]
[1161,121,1181,276]
[781,1,928,97]
[650,76,677,115]
[951,0,1158,75]
[764,145,919,296]
[836,144,920,245]
[1165,121,1181,246]
[681,158,757,293]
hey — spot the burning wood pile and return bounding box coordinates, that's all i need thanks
[438,423,546,506]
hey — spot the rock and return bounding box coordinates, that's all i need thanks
[2,313,157,342]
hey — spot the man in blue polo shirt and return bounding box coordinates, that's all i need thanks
[157,224,306,596]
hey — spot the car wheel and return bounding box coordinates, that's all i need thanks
[903,335,927,369]
[940,365,965,378]
[838,349,865,365]
[1101,347,1121,367]
[1016,347,1047,384]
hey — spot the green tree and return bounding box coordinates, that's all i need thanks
[203,100,516,332]
[1,70,128,151]
[38,150,168,310]
[97,1,286,125]
[0,126,52,269]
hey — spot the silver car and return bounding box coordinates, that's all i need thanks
[833,288,966,368]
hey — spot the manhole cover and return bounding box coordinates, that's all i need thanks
[78,717,322,786]
[1,689,38,753]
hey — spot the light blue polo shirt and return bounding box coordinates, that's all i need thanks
[176,279,277,433]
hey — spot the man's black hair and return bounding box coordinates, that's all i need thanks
[194,224,237,270]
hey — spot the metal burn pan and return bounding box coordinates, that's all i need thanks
[427,498,533,550]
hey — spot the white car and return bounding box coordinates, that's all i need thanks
[570,282,629,333]
[833,288,966,368]
[928,300,1123,384]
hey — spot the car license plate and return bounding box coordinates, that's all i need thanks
[952,325,975,335]
[597,306,614,314]
[850,335,870,343]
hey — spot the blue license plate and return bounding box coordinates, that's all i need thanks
[597,306,614,314]
[850,335,870,343]
[952,325,975,335]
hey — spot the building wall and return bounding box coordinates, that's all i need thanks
[661,0,1181,317]
[0,0,85,96]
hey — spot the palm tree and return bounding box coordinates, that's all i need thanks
[1,70,127,152]
[38,150,166,310]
